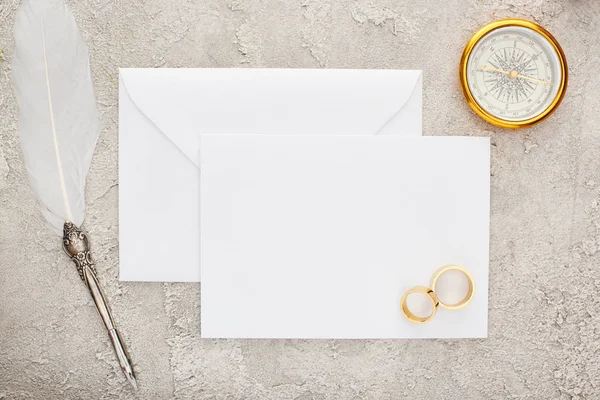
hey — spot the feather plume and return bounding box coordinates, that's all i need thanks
[13,0,100,236]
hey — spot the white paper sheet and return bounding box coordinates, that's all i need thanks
[200,135,490,339]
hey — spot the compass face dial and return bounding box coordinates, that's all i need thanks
[463,22,566,126]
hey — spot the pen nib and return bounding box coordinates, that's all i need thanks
[123,366,137,390]
[128,374,138,391]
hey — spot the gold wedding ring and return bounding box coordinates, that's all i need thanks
[430,265,475,310]
[400,286,440,324]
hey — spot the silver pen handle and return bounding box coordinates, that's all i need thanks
[63,222,137,390]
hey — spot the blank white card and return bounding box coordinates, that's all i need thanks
[200,135,490,339]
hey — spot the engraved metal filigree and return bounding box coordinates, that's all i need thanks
[60,221,137,387]
[62,221,96,281]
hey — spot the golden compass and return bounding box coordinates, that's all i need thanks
[460,19,568,129]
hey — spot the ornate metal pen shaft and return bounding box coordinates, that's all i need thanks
[62,222,137,390]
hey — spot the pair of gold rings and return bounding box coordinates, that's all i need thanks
[400,265,475,324]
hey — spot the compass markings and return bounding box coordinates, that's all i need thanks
[468,27,560,121]
[482,46,538,104]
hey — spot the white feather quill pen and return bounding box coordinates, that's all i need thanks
[13,0,99,235]
[12,0,137,389]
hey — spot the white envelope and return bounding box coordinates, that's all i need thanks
[200,135,490,339]
[119,69,422,282]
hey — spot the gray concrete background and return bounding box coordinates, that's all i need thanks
[1,0,599,398]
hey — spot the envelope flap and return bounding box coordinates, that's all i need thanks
[120,69,421,168]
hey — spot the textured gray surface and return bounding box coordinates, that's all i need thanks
[0,0,599,398]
